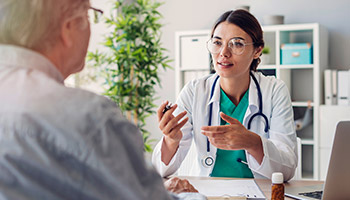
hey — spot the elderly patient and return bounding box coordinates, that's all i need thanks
[0,0,204,199]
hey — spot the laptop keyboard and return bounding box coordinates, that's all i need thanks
[298,191,323,199]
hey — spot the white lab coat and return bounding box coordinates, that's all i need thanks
[152,72,297,181]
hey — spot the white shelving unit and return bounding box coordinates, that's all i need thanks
[261,23,328,180]
[175,23,328,180]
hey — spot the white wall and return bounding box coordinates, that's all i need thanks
[87,0,350,150]
[146,0,350,144]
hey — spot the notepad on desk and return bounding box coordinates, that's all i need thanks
[188,179,266,200]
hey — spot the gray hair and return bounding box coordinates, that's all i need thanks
[0,0,90,52]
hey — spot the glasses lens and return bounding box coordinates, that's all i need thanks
[228,38,246,55]
[207,38,222,54]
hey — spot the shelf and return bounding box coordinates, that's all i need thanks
[279,64,314,69]
[258,65,276,70]
[262,23,319,32]
[292,101,314,107]
[259,65,314,70]
[301,139,314,145]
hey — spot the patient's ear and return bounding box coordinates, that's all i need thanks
[60,19,74,48]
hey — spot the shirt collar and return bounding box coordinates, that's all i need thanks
[0,44,64,83]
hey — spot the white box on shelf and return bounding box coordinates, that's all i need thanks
[180,35,210,70]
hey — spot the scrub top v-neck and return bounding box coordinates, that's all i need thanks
[210,88,254,178]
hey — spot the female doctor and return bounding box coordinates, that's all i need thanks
[152,9,297,181]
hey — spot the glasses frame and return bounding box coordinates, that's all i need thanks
[206,38,255,56]
[89,6,104,23]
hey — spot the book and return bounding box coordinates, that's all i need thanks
[332,70,338,105]
[324,69,338,105]
[324,70,332,105]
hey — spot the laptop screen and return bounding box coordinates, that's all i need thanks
[285,121,350,200]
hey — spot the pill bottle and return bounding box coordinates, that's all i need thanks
[271,172,284,200]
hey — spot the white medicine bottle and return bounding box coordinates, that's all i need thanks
[271,172,284,200]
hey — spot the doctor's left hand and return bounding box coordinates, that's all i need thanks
[201,112,264,163]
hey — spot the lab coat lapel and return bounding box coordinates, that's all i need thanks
[243,72,260,128]
[207,74,221,127]
[206,74,221,158]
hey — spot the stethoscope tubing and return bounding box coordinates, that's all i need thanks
[206,72,269,154]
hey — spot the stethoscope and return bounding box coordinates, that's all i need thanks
[202,72,270,168]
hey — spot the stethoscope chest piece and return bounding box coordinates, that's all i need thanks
[201,155,214,168]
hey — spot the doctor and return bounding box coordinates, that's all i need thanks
[152,9,297,181]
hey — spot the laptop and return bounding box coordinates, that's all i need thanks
[285,121,350,200]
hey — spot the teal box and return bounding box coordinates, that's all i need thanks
[281,43,313,65]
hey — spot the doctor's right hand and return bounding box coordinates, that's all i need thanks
[158,101,188,144]
[158,101,188,164]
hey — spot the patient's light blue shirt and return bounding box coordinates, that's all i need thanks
[0,45,205,200]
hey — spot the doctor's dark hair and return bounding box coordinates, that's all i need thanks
[210,9,264,71]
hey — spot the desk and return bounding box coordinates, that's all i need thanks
[178,176,323,199]
[256,179,323,199]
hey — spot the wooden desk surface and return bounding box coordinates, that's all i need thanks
[177,176,323,199]
[255,179,323,199]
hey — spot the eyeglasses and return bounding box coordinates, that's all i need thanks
[88,7,104,23]
[206,38,254,55]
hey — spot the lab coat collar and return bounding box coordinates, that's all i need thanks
[206,72,260,112]
[0,44,64,83]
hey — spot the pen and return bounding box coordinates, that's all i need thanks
[237,158,248,165]
[162,102,172,114]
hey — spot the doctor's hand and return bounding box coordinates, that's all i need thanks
[201,112,264,164]
[158,101,188,165]
[158,101,188,144]
[164,177,199,194]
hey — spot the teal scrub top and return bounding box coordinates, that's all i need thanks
[210,88,254,178]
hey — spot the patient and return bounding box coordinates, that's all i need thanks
[0,0,204,199]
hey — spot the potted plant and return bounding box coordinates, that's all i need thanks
[88,0,171,152]
[260,46,270,65]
